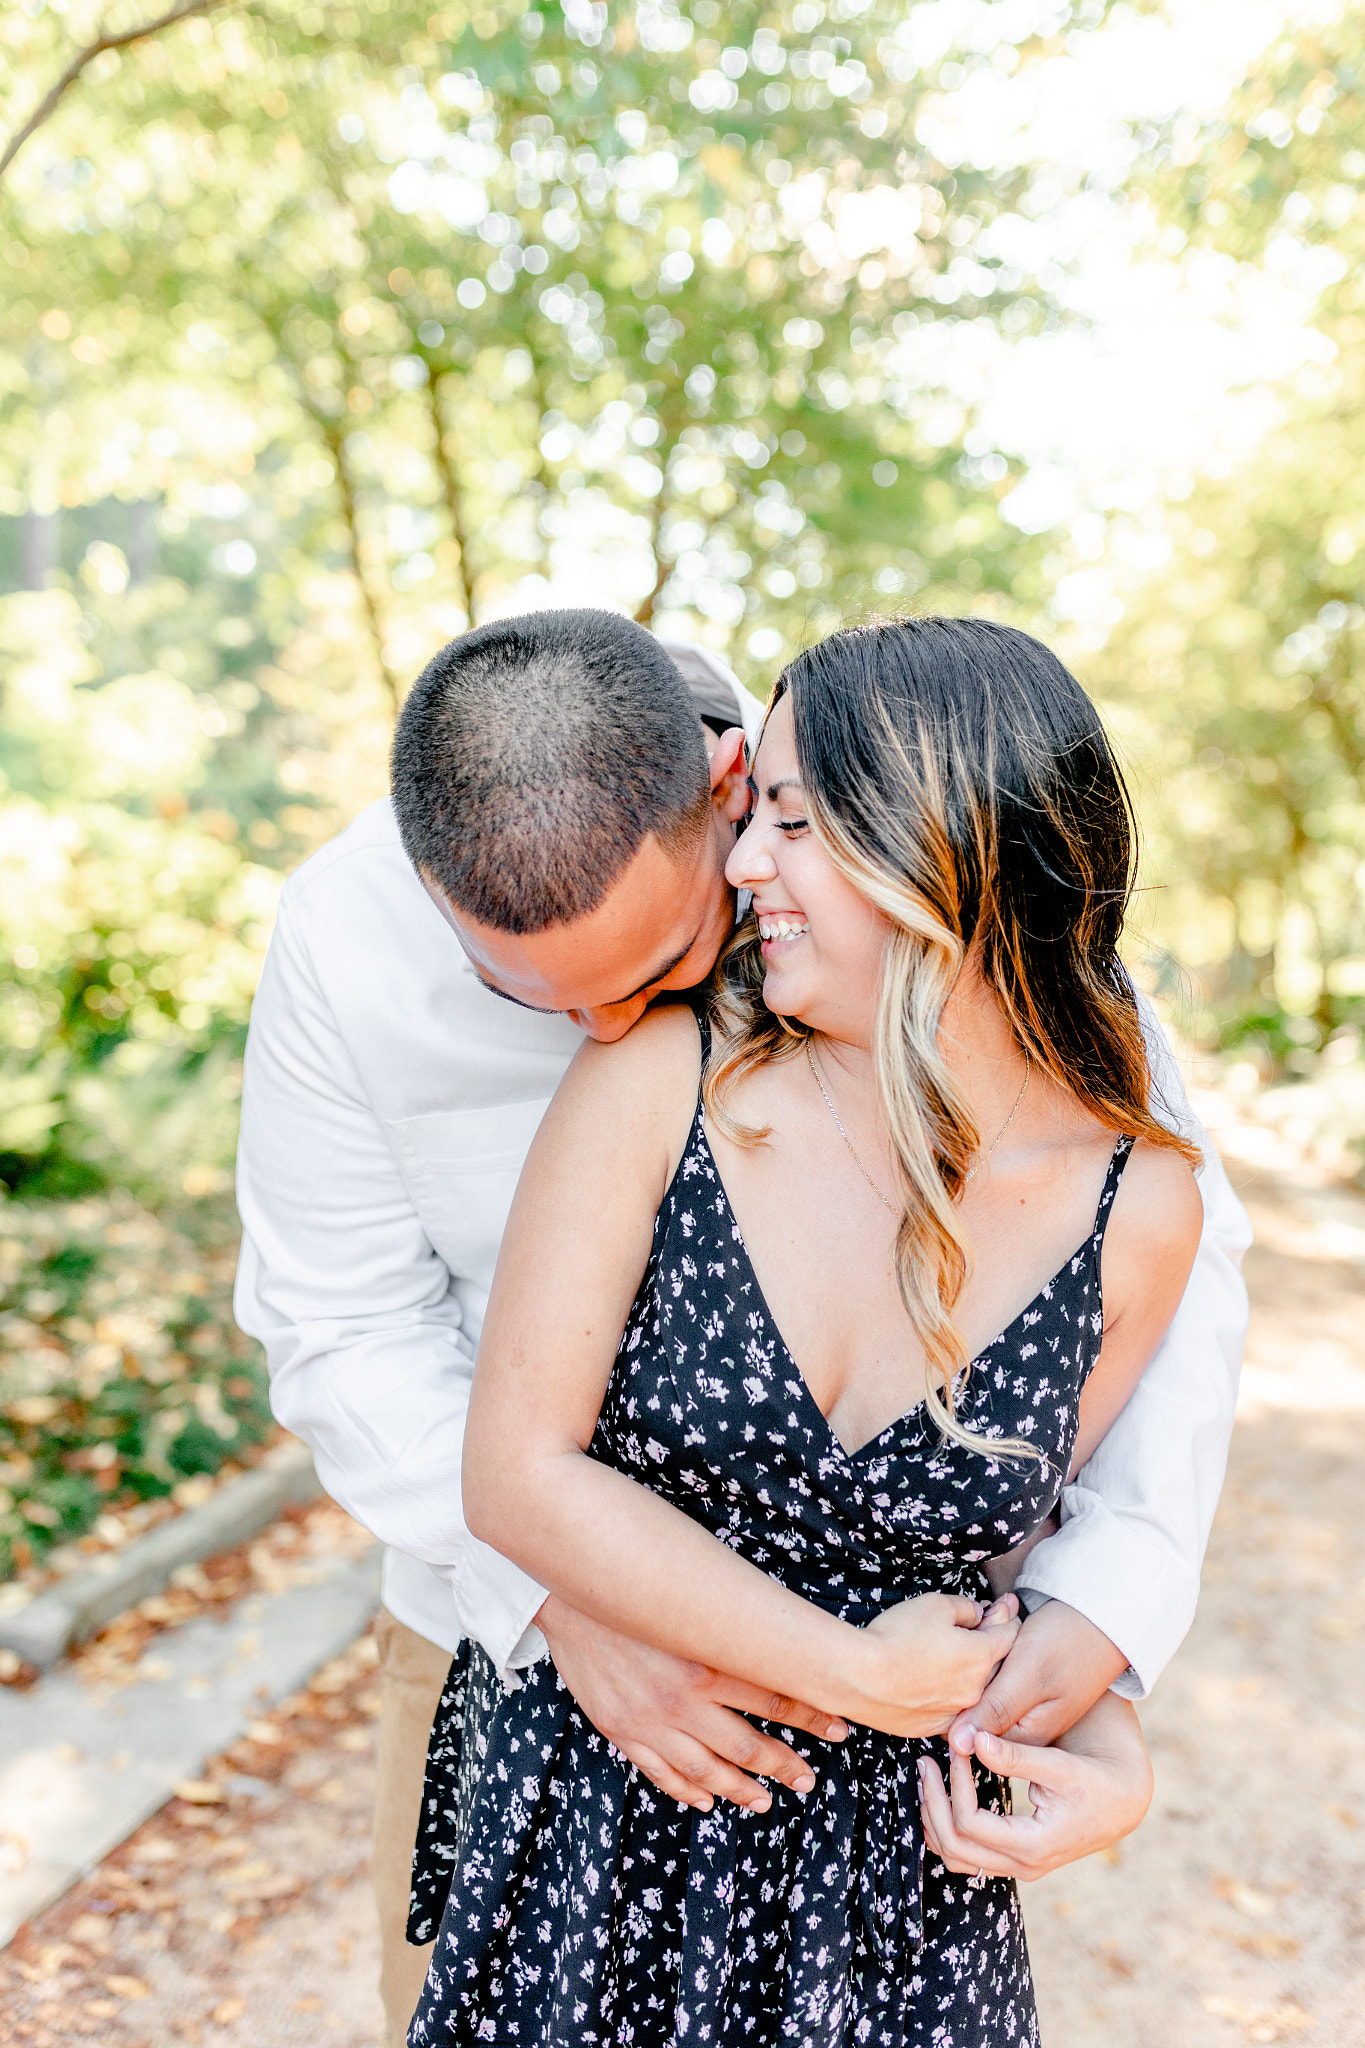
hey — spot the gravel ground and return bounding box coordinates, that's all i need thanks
[2,1084,1361,2048]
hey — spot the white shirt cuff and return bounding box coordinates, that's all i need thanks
[447,1534,550,1691]
[1013,1483,1201,1700]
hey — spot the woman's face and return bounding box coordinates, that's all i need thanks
[725,694,889,1048]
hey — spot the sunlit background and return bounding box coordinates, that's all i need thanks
[0,0,1361,1565]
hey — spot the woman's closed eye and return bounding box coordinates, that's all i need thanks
[775,818,810,836]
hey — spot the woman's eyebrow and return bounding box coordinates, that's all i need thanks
[756,773,803,801]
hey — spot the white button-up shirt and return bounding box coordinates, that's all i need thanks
[235,690,1250,1699]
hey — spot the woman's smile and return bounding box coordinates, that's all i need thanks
[755,909,809,951]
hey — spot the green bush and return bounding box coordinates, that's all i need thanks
[0,1189,269,1579]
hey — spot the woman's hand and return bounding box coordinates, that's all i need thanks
[917,1689,1153,1881]
[854,1593,1020,1738]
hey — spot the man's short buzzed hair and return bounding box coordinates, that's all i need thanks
[391,608,712,935]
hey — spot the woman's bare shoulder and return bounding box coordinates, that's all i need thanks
[541,999,705,1180]
[1104,1136,1203,1285]
[570,998,704,1097]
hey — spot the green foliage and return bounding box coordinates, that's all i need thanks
[1100,8,1365,1090]
[0,0,1070,1208]
[0,1190,267,1579]
[0,0,1088,1575]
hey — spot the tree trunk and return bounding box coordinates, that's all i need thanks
[426,373,476,627]
[319,415,403,718]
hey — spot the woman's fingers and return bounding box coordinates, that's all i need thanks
[917,1758,1017,1878]
[949,1741,998,1838]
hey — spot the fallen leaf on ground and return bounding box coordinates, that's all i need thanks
[1213,1876,1276,1918]
[212,1996,247,2023]
[223,1870,303,1902]
[1202,1997,1314,2042]
[173,1778,225,1805]
[69,1914,113,1944]
[1222,1930,1301,1959]
[136,1837,180,1862]
[105,1973,151,1998]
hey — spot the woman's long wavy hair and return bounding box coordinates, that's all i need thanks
[705,615,1199,1464]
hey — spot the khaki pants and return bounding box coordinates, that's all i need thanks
[372,1608,454,2048]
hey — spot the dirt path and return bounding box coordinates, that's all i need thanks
[2,1081,1362,2047]
[1026,1083,1365,2046]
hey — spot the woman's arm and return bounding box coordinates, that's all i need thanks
[463,1003,1017,1739]
[1069,1138,1204,1477]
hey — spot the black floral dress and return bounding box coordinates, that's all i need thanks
[408,1022,1133,2048]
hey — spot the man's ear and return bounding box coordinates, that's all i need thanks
[707,726,749,823]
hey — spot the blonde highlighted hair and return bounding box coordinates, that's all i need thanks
[705,615,1198,1465]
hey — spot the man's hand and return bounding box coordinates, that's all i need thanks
[918,1690,1154,1883]
[947,1597,1129,1752]
[536,1596,848,1815]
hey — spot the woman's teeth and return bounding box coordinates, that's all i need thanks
[758,918,808,942]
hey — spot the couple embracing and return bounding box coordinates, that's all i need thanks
[236,607,1249,2047]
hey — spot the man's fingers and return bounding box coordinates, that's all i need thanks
[691,1704,819,1797]
[715,1678,849,1745]
[617,1743,715,1812]
[632,1733,769,1812]
[618,1709,828,1814]
[973,1727,1077,1789]
[949,1663,1042,1749]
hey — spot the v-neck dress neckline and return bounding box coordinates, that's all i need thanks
[694,1110,1125,1466]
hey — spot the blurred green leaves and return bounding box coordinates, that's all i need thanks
[1103,4,1365,1078]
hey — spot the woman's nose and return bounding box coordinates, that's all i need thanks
[725,816,778,890]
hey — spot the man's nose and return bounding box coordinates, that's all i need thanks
[570,998,648,1043]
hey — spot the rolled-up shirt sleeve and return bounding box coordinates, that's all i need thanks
[233,892,548,1682]
[1013,999,1252,1696]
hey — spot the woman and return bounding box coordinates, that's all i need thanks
[407,616,1203,2047]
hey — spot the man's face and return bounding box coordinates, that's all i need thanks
[423,726,751,1042]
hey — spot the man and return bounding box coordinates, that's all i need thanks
[235,609,1249,2047]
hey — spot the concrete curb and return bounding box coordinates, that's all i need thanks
[0,1545,383,1947]
[0,1443,322,1669]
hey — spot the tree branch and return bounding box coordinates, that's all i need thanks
[634,450,676,627]
[426,371,476,628]
[1,0,234,183]
[317,412,404,720]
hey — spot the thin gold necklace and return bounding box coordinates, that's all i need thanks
[805,1040,1032,1205]
[805,1039,896,1212]
[964,1061,1031,1184]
